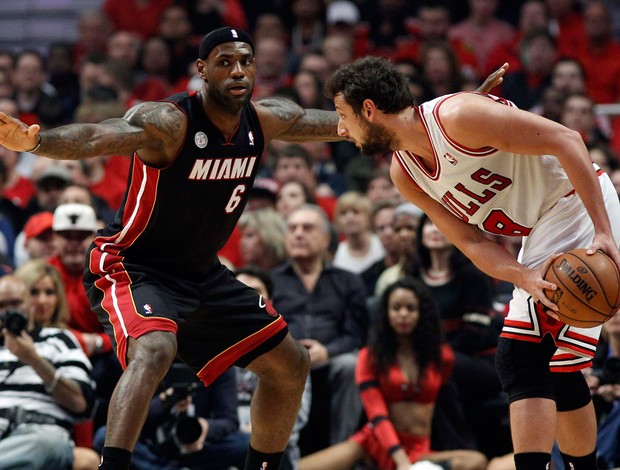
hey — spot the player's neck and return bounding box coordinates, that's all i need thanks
[200,92,243,137]
[391,107,430,157]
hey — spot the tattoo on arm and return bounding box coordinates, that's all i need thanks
[37,102,181,160]
[284,109,340,142]
[257,97,342,142]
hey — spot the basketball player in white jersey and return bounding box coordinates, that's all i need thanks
[326,56,620,470]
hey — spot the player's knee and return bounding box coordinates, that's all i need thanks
[289,339,311,384]
[250,334,309,388]
[279,337,310,389]
[129,331,177,373]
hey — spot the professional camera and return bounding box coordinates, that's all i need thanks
[155,363,204,454]
[0,309,28,336]
[163,362,201,405]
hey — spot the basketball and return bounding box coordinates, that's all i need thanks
[543,249,620,327]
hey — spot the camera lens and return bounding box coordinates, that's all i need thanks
[1,310,28,335]
[174,415,202,445]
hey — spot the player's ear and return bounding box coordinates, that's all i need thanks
[362,99,377,120]
[196,59,207,81]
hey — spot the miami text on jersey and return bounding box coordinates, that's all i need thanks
[188,156,258,181]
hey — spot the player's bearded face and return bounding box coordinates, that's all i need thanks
[209,80,254,114]
[359,117,395,155]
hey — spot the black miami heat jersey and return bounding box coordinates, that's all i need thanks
[89,92,265,280]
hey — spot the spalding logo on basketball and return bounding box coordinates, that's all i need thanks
[544,248,620,328]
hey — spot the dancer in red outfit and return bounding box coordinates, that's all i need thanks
[299,278,487,470]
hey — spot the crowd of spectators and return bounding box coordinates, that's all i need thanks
[0,0,620,469]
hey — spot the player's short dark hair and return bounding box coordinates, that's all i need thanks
[325,56,413,115]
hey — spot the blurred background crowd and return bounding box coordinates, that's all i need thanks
[0,0,619,469]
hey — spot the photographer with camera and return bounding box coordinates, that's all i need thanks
[94,361,249,470]
[0,274,96,469]
[583,312,620,468]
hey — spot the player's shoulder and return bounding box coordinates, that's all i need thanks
[437,91,488,110]
[124,99,185,125]
[433,92,499,124]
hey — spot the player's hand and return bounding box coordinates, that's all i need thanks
[0,112,40,152]
[523,253,562,319]
[588,233,620,273]
[476,63,509,94]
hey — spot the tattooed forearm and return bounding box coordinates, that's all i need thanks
[35,101,181,160]
[257,98,342,142]
[37,120,145,160]
[258,97,304,122]
[280,109,341,142]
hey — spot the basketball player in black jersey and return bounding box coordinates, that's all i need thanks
[0,28,507,469]
[0,27,343,470]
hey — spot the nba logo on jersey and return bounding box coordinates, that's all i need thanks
[231,29,239,39]
[444,152,458,165]
[248,131,254,146]
[143,304,153,315]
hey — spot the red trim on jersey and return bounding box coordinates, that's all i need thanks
[500,332,542,343]
[561,329,599,347]
[411,106,440,180]
[550,352,593,372]
[93,270,178,369]
[90,161,160,272]
[431,94,498,157]
[503,318,534,329]
[550,361,593,373]
[393,153,424,191]
[197,316,287,386]
[498,333,595,360]
[555,340,596,358]
[563,168,605,198]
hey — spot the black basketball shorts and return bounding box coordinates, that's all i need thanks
[84,261,288,386]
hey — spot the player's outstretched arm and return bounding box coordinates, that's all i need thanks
[0,101,183,164]
[255,97,342,143]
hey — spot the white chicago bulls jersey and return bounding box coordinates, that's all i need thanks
[394,93,574,237]
[395,92,620,372]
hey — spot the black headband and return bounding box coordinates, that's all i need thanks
[199,27,255,59]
